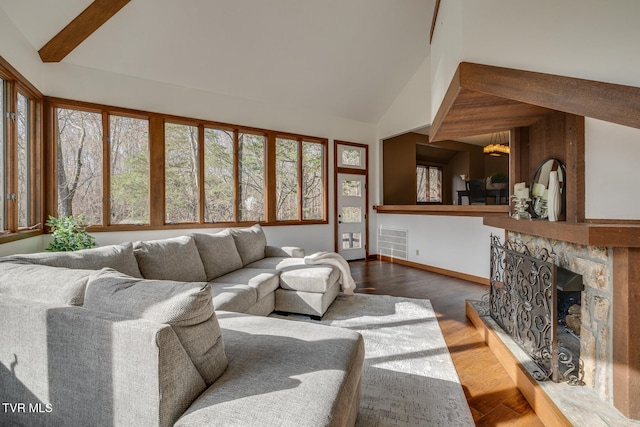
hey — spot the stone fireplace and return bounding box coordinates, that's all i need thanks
[505,232,612,400]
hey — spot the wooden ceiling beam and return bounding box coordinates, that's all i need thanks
[430,62,640,142]
[38,0,131,63]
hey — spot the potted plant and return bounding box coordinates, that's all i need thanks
[45,215,96,252]
[489,172,508,189]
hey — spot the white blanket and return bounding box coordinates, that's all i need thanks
[304,252,356,295]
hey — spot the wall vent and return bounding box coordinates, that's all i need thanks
[378,226,408,260]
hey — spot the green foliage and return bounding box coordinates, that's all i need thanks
[45,215,96,252]
[491,172,509,183]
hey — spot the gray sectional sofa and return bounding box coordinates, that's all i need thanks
[0,225,364,427]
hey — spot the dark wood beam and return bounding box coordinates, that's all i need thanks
[430,62,640,142]
[38,0,130,63]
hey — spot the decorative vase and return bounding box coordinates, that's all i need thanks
[547,171,561,221]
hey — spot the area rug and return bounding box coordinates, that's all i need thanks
[275,294,474,427]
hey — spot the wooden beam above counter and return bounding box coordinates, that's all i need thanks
[430,62,640,142]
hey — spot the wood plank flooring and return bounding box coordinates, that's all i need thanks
[349,259,545,426]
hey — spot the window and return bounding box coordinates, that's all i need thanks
[0,58,43,239]
[275,137,299,221]
[109,115,149,225]
[239,132,265,222]
[302,141,324,220]
[165,122,199,223]
[55,108,103,224]
[204,128,234,223]
[417,165,442,203]
[48,99,327,229]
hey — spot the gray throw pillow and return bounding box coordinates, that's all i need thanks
[133,236,207,282]
[84,268,227,385]
[230,224,267,266]
[190,231,244,281]
[0,262,93,306]
[2,243,143,278]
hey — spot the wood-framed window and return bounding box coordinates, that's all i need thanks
[0,56,43,243]
[417,165,442,203]
[46,98,328,230]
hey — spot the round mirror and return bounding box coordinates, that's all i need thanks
[530,158,566,219]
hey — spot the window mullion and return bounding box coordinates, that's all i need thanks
[5,80,17,232]
[102,111,110,226]
[198,125,205,224]
[298,139,303,221]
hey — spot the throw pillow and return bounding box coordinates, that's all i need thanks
[2,242,143,278]
[0,262,93,306]
[190,230,243,281]
[133,235,207,282]
[84,268,227,385]
[230,224,267,266]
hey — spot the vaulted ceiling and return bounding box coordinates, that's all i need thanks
[1,0,435,123]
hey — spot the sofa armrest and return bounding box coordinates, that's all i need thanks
[265,245,305,258]
[0,296,206,427]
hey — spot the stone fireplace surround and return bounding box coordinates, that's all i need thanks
[510,232,612,400]
[470,229,640,426]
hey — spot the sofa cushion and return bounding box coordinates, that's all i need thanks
[212,268,280,300]
[279,264,339,293]
[176,312,364,427]
[230,224,267,266]
[133,235,207,282]
[84,268,227,385]
[190,231,243,281]
[209,283,257,313]
[245,256,305,270]
[0,262,93,306]
[2,242,143,278]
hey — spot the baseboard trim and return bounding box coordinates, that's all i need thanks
[466,301,572,427]
[376,255,489,286]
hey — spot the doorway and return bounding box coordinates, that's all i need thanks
[334,141,368,260]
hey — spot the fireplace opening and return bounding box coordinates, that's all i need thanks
[556,266,584,367]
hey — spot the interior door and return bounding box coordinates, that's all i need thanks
[337,173,366,260]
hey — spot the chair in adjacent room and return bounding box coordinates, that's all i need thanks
[465,179,487,205]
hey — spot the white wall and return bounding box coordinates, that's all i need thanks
[0,8,44,90]
[376,57,431,140]
[431,0,640,220]
[376,214,502,279]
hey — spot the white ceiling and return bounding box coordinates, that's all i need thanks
[1,0,435,123]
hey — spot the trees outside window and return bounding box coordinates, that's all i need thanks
[50,101,326,229]
[275,137,299,221]
[239,133,265,222]
[55,108,103,224]
[204,128,235,223]
[417,165,442,203]
[165,122,199,223]
[110,115,149,225]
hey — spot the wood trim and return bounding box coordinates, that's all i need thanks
[148,115,165,226]
[378,255,489,286]
[612,248,640,419]
[101,111,110,226]
[484,216,640,248]
[38,0,131,62]
[466,302,573,426]
[374,204,508,217]
[429,0,441,44]
[564,114,585,223]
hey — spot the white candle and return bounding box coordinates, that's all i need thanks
[543,189,549,200]
[532,183,545,197]
[513,182,525,193]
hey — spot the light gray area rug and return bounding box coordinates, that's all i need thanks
[276,294,474,427]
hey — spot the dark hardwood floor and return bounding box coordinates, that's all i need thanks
[349,259,545,427]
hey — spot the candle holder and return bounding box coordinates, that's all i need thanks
[532,196,548,219]
[511,195,532,220]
